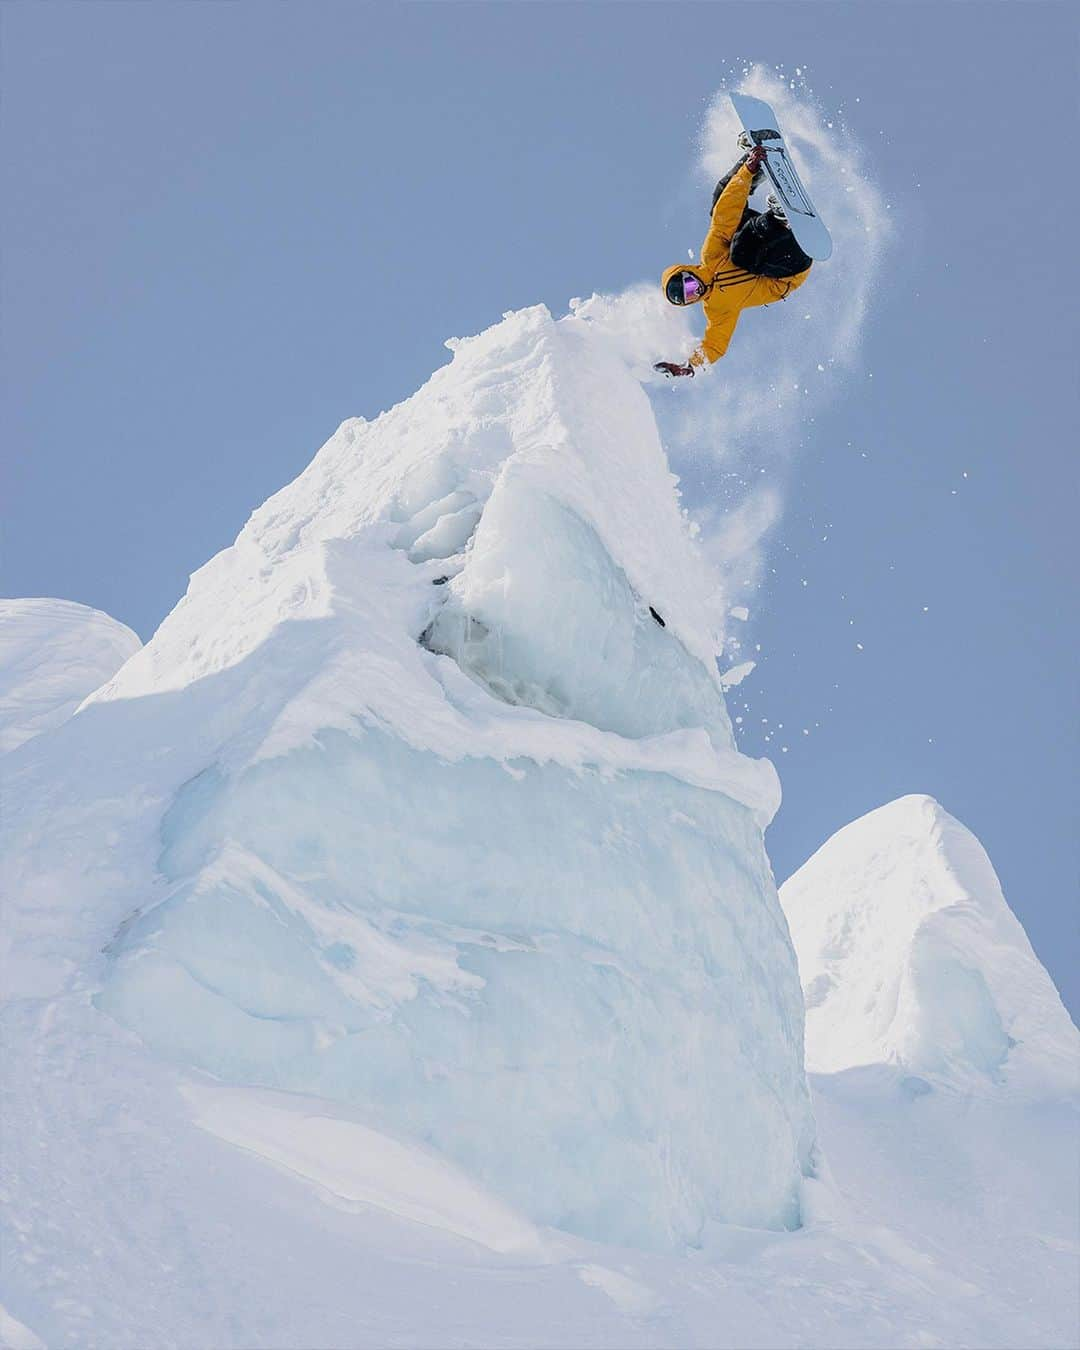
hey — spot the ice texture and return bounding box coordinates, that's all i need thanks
[0,599,140,753]
[37,303,816,1248]
[780,795,1080,1096]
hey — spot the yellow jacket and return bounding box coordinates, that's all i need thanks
[662,164,811,365]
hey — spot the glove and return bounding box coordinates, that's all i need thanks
[653,361,695,378]
[745,145,767,173]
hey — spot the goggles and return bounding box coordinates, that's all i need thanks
[681,273,705,302]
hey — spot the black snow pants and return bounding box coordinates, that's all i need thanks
[711,156,812,280]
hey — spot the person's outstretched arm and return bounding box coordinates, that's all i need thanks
[655,303,741,374]
[690,309,741,367]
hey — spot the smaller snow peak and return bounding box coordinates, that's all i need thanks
[0,599,141,753]
[866,792,946,834]
[780,797,1079,1098]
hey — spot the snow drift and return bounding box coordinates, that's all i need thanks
[0,598,140,753]
[780,794,1079,1096]
[5,304,815,1249]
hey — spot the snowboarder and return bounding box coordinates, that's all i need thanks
[654,145,813,377]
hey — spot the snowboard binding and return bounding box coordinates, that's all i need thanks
[738,128,782,151]
[766,192,788,222]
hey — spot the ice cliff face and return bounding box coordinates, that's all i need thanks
[780,795,1079,1096]
[5,305,815,1248]
[0,599,140,753]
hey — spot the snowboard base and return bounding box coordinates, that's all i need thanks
[730,93,833,261]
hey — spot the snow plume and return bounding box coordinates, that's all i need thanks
[573,67,889,597]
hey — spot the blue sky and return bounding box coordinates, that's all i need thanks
[4,2,1077,1015]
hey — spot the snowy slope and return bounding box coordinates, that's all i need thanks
[779,794,1080,1096]
[0,598,140,753]
[3,303,812,1255]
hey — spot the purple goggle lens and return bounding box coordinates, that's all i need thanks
[682,274,703,301]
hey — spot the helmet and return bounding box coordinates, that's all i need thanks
[664,270,707,306]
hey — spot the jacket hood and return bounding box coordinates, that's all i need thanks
[661,262,709,306]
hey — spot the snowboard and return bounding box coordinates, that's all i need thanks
[730,93,833,261]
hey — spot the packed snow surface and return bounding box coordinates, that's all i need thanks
[0,598,140,753]
[780,794,1080,1095]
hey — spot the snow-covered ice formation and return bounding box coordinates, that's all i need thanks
[4,304,814,1251]
[0,598,140,753]
[779,794,1080,1096]
[4,339,1078,1350]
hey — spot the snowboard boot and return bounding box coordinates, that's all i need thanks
[766,192,788,222]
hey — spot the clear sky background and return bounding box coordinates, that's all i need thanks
[4,3,1077,1015]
